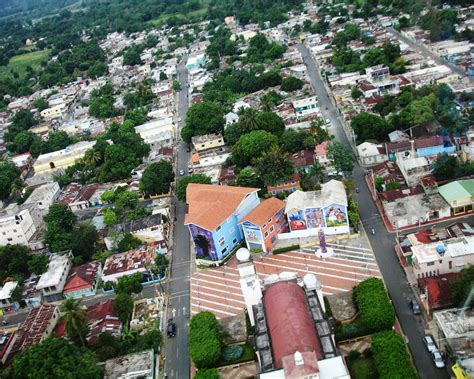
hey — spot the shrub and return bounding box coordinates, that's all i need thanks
[195,369,220,379]
[189,312,222,368]
[371,331,417,379]
[273,245,300,255]
[348,350,361,361]
[221,345,243,362]
[353,278,395,333]
[363,348,373,358]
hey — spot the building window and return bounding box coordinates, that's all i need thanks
[232,238,237,244]
[268,218,272,223]
[272,191,276,195]
[427,262,435,266]
[222,247,228,254]
[269,226,274,233]
[449,261,452,269]
[264,231,269,239]
[263,223,267,229]
[216,225,221,232]
[218,237,225,246]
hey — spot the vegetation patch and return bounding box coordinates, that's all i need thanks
[0,49,50,79]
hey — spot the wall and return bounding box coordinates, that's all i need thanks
[212,215,243,260]
[0,209,36,246]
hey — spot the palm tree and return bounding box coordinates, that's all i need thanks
[61,298,89,347]
[238,107,261,131]
[10,179,26,199]
[84,149,101,166]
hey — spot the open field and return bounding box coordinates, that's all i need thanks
[0,50,50,80]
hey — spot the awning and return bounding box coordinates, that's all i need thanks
[452,363,472,379]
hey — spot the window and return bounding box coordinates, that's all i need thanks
[263,223,267,229]
[218,237,225,246]
[269,226,274,233]
[229,227,235,234]
[232,238,237,244]
[222,247,228,254]
[264,231,269,239]
[427,262,435,266]
[216,225,221,232]
[449,261,452,269]
[267,218,272,223]
[272,191,276,195]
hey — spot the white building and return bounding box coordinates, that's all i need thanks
[0,281,19,310]
[0,208,37,246]
[292,96,318,118]
[23,182,60,214]
[357,142,387,166]
[134,118,174,149]
[36,252,73,302]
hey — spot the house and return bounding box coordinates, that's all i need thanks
[190,146,231,169]
[186,53,206,71]
[7,305,59,360]
[364,65,400,96]
[417,273,458,313]
[267,173,301,195]
[357,142,387,166]
[438,179,474,216]
[0,282,19,314]
[121,214,167,246]
[63,261,101,299]
[191,133,225,152]
[134,118,174,149]
[292,96,318,118]
[284,180,349,236]
[33,141,96,174]
[0,207,39,248]
[22,182,60,215]
[10,153,32,177]
[396,155,431,187]
[101,249,156,283]
[36,252,73,302]
[104,350,155,379]
[289,150,315,173]
[185,184,260,262]
[314,141,332,167]
[239,197,287,253]
[40,104,67,120]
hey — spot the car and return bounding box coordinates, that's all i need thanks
[188,167,194,174]
[410,299,421,315]
[178,117,182,122]
[179,169,185,176]
[431,350,445,368]
[423,335,438,353]
[325,118,331,124]
[167,319,176,338]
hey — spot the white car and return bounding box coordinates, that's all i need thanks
[179,169,185,176]
[325,118,331,124]
[423,335,437,353]
[431,350,445,369]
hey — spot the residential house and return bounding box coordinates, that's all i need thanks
[185,184,260,262]
[289,150,315,173]
[121,214,168,246]
[438,179,474,216]
[239,198,287,253]
[134,118,174,149]
[33,141,96,174]
[104,350,155,379]
[36,252,73,302]
[0,207,39,247]
[292,96,318,118]
[22,182,60,215]
[101,249,156,283]
[186,53,206,71]
[63,261,102,299]
[40,104,67,120]
[396,155,431,187]
[356,142,387,166]
[284,180,349,236]
[267,173,301,196]
[190,146,231,169]
[191,133,225,152]
[0,282,19,314]
[10,153,32,178]
[314,141,332,168]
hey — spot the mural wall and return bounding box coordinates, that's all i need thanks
[305,208,325,229]
[286,204,349,232]
[188,224,218,260]
[324,204,348,227]
[288,209,307,231]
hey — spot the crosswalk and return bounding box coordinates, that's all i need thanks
[190,243,382,319]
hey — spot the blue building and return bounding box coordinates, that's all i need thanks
[185,184,260,262]
[185,53,206,71]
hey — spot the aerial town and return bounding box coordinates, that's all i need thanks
[0,0,473,378]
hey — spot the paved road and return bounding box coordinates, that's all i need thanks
[163,56,191,379]
[388,27,472,82]
[298,43,449,379]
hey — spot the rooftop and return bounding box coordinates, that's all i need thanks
[191,133,223,144]
[104,349,155,379]
[184,184,259,231]
[63,260,101,294]
[102,249,155,277]
[0,281,18,301]
[240,197,285,227]
[285,180,347,212]
[439,179,474,203]
[36,253,72,290]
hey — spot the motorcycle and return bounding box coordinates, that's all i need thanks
[371,229,375,235]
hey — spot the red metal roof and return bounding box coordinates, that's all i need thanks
[417,274,458,311]
[263,281,322,368]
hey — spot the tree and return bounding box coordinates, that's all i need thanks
[432,153,460,180]
[4,335,101,379]
[232,130,278,167]
[255,111,285,136]
[159,72,167,81]
[310,119,331,144]
[123,46,143,66]
[450,265,474,307]
[32,97,48,111]
[0,244,32,282]
[0,160,21,200]
[182,102,225,143]
[238,108,261,132]
[327,141,354,173]
[177,174,212,202]
[43,204,77,253]
[189,311,222,368]
[139,161,174,196]
[115,272,143,294]
[152,254,169,276]
[27,254,49,275]
[195,369,220,379]
[280,129,314,153]
[104,208,118,226]
[172,80,181,91]
[254,146,295,186]
[351,86,363,100]
[117,233,141,253]
[280,76,303,92]
[351,112,393,143]
[113,292,134,325]
[236,167,263,188]
[71,223,99,262]
[61,298,89,347]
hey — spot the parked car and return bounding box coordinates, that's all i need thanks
[167,319,176,338]
[179,169,185,176]
[325,118,331,125]
[410,299,421,315]
[431,350,445,368]
[423,335,437,353]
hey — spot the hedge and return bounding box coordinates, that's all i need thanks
[189,312,222,368]
[371,331,418,379]
[353,278,395,333]
[194,368,220,379]
[273,245,300,255]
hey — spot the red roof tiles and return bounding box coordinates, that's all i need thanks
[240,197,285,227]
[63,261,101,294]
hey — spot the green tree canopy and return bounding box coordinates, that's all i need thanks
[236,167,263,188]
[280,76,303,92]
[280,129,315,154]
[3,335,101,379]
[113,292,134,325]
[327,141,355,173]
[232,130,278,167]
[195,369,220,379]
[43,204,77,253]
[254,146,295,186]
[189,311,222,369]
[0,160,21,200]
[351,112,393,143]
[182,102,225,143]
[61,298,89,347]
[139,160,174,196]
[115,272,144,294]
[450,265,474,307]
[177,174,212,202]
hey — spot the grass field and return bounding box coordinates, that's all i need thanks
[348,356,378,379]
[147,2,209,26]
[0,49,50,80]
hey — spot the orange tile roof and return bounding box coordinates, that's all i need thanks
[184,184,259,231]
[239,197,285,227]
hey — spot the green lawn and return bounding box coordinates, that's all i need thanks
[0,50,50,80]
[349,357,379,379]
[147,1,209,26]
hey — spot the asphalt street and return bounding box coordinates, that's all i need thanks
[388,27,472,82]
[298,43,449,379]
[163,56,191,379]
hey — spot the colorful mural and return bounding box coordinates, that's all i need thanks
[305,208,325,229]
[288,209,307,231]
[242,222,262,244]
[188,224,218,259]
[324,204,348,227]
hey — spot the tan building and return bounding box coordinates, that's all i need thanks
[191,133,225,152]
[40,104,67,120]
[33,141,96,174]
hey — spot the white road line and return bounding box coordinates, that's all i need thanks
[191,304,236,317]
[191,277,242,290]
[191,282,245,298]
[191,296,243,310]
[191,286,245,305]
